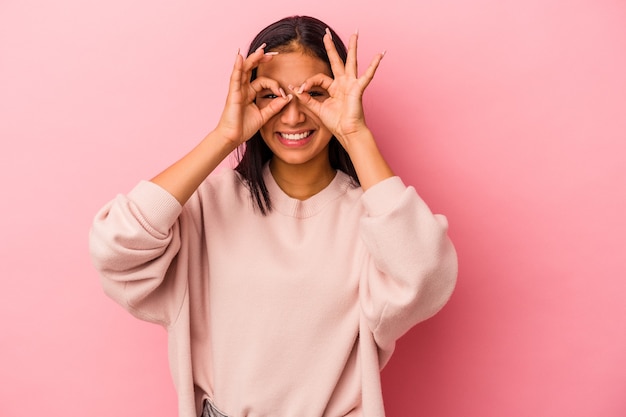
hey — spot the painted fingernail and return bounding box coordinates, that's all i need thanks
[355,28,359,36]
[381,50,387,58]
[264,51,279,56]
[297,83,305,94]
[256,43,267,52]
[325,28,332,40]
[279,88,286,98]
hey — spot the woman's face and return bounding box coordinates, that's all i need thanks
[255,51,334,170]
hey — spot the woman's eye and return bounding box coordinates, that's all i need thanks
[261,93,278,99]
[308,90,328,100]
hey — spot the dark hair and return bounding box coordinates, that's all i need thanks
[234,15,359,215]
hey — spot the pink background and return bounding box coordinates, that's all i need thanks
[1,0,625,416]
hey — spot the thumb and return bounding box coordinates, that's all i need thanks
[289,86,324,118]
[258,94,292,123]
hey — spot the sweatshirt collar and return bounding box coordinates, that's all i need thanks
[262,163,355,218]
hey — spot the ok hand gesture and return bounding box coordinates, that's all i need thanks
[290,29,384,150]
[216,44,292,147]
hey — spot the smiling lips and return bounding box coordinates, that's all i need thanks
[276,130,315,147]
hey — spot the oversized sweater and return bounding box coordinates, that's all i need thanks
[89,165,458,417]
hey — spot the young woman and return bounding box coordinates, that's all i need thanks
[90,15,458,417]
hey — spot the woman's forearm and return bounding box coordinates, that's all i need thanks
[341,128,394,191]
[150,130,237,205]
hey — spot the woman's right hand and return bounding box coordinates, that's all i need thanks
[215,44,292,147]
[150,45,291,205]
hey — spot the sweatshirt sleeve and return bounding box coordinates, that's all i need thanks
[89,180,191,326]
[358,176,458,356]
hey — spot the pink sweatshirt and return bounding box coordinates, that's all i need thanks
[89,165,457,417]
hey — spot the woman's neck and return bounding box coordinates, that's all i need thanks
[269,157,336,201]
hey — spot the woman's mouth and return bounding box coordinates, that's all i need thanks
[276,130,314,147]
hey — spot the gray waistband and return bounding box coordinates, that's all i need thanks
[202,399,229,417]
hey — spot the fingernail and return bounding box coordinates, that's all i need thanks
[297,83,305,94]
[355,28,359,36]
[279,88,286,98]
[256,43,267,52]
[264,51,279,56]
[381,50,387,58]
[325,28,332,40]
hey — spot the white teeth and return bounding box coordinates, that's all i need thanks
[280,131,311,140]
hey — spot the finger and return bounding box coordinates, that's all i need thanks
[293,91,323,118]
[249,76,284,99]
[345,31,358,77]
[286,82,324,117]
[323,28,345,77]
[245,49,278,69]
[226,51,245,103]
[286,72,333,109]
[240,43,271,82]
[358,51,385,91]
[258,94,292,123]
[292,73,334,95]
[260,51,279,63]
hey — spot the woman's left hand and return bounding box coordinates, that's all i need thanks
[290,29,384,149]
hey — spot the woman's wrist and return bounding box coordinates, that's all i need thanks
[334,123,370,150]
[339,128,394,191]
[204,128,241,156]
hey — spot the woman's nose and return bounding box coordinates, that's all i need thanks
[279,97,306,125]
